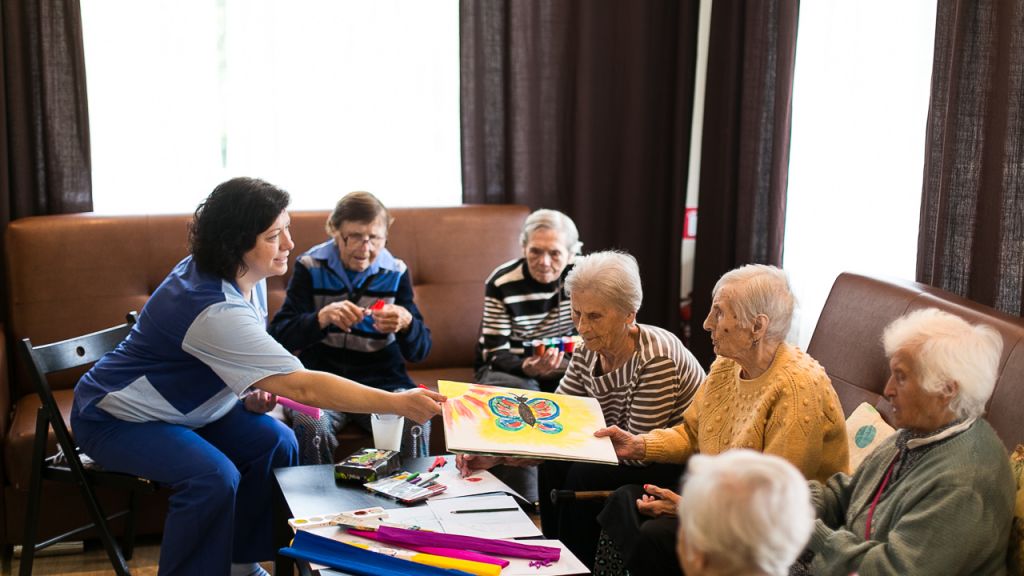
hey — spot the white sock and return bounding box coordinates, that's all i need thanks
[230,562,270,576]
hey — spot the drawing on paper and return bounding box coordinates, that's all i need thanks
[489,394,563,434]
[439,380,618,465]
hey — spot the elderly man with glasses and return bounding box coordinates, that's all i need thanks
[269,191,432,464]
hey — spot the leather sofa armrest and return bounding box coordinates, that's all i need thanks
[0,325,8,440]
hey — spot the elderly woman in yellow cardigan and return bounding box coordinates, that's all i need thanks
[593,264,850,576]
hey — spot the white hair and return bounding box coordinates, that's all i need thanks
[712,264,795,343]
[520,209,582,255]
[564,250,642,315]
[882,308,1003,420]
[678,450,814,576]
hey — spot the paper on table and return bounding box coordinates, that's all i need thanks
[427,468,525,501]
[381,506,444,533]
[440,380,618,465]
[498,539,590,575]
[428,494,542,539]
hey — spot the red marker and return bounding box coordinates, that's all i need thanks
[369,299,386,311]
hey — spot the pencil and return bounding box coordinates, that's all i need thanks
[449,507,519,514]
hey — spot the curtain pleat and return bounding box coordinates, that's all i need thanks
[918,0,1024,316]
[687,0,800,367]
[1,0,93,323]
[460,0,700,333]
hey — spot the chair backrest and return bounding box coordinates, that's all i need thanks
[19,313,137,450]
[807,273,1024,451]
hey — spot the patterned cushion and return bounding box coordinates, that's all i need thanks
[845,402,896,471]
[1009,445,1024,575]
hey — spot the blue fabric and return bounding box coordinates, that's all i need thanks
[72,402,299,575]
[73,256,302,425]
[280,530,474,576]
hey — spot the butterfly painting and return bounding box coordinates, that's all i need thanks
[489,394,563,434]
[439,380,618,465]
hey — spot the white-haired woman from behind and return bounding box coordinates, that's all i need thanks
[805,308,1014,575]
[677,450,814,576]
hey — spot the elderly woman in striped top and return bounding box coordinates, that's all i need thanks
[460,250,706,567]
[593,264,850,576]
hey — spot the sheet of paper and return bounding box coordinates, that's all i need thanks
[428,494,542,538]
[380,506,444,533]
[498,539,590,575]
[440,380,618,464]
[427,468,525,501]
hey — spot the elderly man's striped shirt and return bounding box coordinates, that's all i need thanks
[475,258,575,374]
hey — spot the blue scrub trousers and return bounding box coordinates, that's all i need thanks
[72,402,299,576]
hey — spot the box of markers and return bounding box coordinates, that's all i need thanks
[363,470,447,504]
[334,448,400,483]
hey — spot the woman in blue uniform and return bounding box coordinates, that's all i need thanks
[70,178,443,576]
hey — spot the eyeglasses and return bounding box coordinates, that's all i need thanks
[341,233,386,248]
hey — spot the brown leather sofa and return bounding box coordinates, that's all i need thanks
[807,272,1024,451]
[1,205,528,548]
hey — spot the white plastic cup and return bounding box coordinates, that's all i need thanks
[371,414,404,451]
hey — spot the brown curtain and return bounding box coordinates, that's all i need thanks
[687,0,800,367]
[0,0,92,323]
[461,0,700,333]
[918,0,1024,316]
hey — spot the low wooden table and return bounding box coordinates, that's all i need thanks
[273,456,438,576]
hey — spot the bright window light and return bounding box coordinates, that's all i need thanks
[784,0,937,347]
[81,0,461,214]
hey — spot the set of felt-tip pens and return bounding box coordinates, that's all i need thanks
[363,470,447,504]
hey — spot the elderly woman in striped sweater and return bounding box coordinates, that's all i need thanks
[460,250,706,568]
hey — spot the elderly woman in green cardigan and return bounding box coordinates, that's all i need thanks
[807,308,1014,575]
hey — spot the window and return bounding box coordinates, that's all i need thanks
[783,0,937,346]
[81,0,461,214]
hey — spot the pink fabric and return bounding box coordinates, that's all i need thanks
[367,526,561,562]
[350,530,510,567]
[278,397,322,419]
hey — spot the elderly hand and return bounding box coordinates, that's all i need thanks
[318,300,367,332]
[594,425,646,461]
[393,387,446,424]
[455,454,505,477]
[522,348,566,378]
[636,484,680,518]
[243,389,278,414]
[455,454,541,477]
[372,303,413,334]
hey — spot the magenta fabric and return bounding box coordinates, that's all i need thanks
[366,526,561,561]
[349,529,510,567]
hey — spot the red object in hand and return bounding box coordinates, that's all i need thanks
[428,456,447,472]
[369,299,386,311]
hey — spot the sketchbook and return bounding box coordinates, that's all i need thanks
[439,380,618,465]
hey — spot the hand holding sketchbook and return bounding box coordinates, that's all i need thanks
[439,380,617,465]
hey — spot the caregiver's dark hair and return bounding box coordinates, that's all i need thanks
[189,177,291,279]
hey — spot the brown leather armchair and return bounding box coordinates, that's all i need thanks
[807,272,1024,450]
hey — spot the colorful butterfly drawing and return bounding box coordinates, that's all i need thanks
[488,394,563,434]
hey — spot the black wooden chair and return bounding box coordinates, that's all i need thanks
[19,313,156,576]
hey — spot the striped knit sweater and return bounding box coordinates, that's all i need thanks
[475,258,575,375]
[556,323,705,461]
